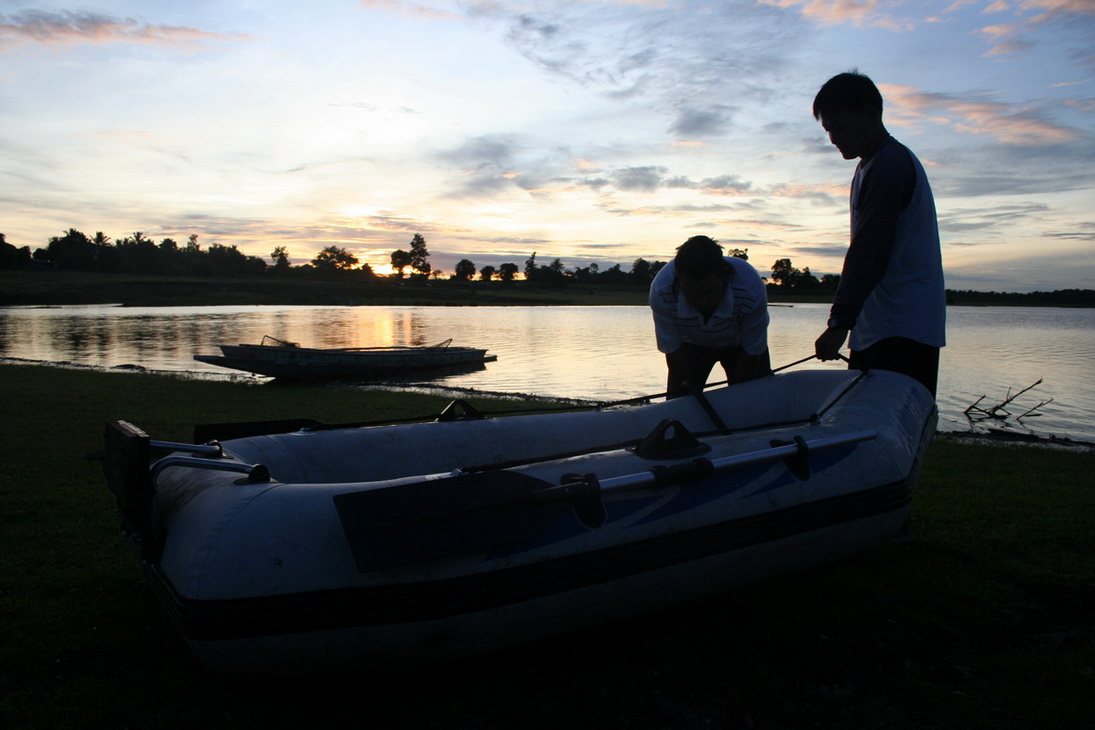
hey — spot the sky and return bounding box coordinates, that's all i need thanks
[1,0,1092,291]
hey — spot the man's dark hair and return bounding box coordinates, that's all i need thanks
[675,235,726,279]
[813,70,883,120]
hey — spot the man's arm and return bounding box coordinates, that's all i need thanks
[815,325,848,361]
[829,144,916,327]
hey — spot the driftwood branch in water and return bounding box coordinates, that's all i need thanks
[964,379,1050,424]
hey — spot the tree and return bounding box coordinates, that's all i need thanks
[311,246,358,272]
[453,259,476,281]
[271,246,291,274]
[797,266,819,291]
[122,231,161,273]
[0,234,30,269]
[408,234,431,276]
[598,263,627,284]
[390,249,411,278]
[499,262,519,283]
[208,243,255,276]
[727,247,749,260]
[771,258,802,288]
[46,228,95,269]
[630,257,653,285]
[524,252,537,281]
[479,265,496,282]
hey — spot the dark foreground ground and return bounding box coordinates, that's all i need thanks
[1,364,1092,729]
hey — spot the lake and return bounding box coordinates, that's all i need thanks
[2,303,1092,442]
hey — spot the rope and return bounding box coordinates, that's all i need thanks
[315,351,847,427]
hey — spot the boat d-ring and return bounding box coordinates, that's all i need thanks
[633,418,711,460]
[436,399,486,421]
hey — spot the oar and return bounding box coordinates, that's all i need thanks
[333,429,877,571]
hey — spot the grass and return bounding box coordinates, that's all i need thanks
[1,363,1092,729]
[0,269,836,308]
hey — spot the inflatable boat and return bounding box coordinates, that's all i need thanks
[103,369,936,674]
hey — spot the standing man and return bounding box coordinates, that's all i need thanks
[812,71,946,397]
[650,235,770,397]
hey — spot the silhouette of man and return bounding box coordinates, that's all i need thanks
[650,235,771,397]
[812,71,946,397]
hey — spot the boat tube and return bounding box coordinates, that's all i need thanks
[103,368,936,674]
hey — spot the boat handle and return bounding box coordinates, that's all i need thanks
[150,440,224,457]
[150,456,270,485]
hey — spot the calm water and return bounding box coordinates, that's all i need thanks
[2,303,1092,441]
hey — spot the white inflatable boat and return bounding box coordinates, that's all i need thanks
[103,369,936,674]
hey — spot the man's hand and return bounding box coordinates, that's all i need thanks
[815,326,849,361]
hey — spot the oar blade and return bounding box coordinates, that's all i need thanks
[333,471,571,571]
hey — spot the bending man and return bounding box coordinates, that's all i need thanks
[650,235,771,398]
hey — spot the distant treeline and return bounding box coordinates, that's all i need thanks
[945,289,1095,307]
[0,228,841,294]
[4,229,1089,305]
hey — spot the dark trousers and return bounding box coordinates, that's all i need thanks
[666,343,771,398]
[849,337,940,397]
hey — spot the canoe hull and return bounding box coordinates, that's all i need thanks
[107,369,936,674]
[194,342,492,380]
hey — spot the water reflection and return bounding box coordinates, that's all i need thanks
[1,303,1092,442]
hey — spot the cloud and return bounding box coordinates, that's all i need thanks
[468,0,800,138]
[880,84,1079,146]
[612,166,666,192]
[0,9,248,52]
[938,202,1052,235]
[758,0,916,30]
[356,0,463,21]
[434,134,533,197]
[668,106,736,138]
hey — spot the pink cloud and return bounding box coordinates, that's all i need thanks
[879,83,1078,145]
[355,0,462,21]
[0,10,248,52]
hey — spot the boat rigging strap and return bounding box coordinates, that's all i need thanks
[459,370,871,475]
[684,381,728,431]
[813,368,870,421]
[192,353,868,446]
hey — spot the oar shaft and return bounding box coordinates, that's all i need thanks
[597,429,877,493]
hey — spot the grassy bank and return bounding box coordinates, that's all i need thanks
[0,269,831,307]
[1,364,1092,729]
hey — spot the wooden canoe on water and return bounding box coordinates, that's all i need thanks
[193,335,494,380]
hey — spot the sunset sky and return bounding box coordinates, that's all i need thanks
[1,0,1092,291]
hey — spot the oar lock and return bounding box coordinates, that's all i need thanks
[770,435,813,481]
[555,473,606,529]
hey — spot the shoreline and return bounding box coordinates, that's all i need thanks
[6,356,1091,450]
